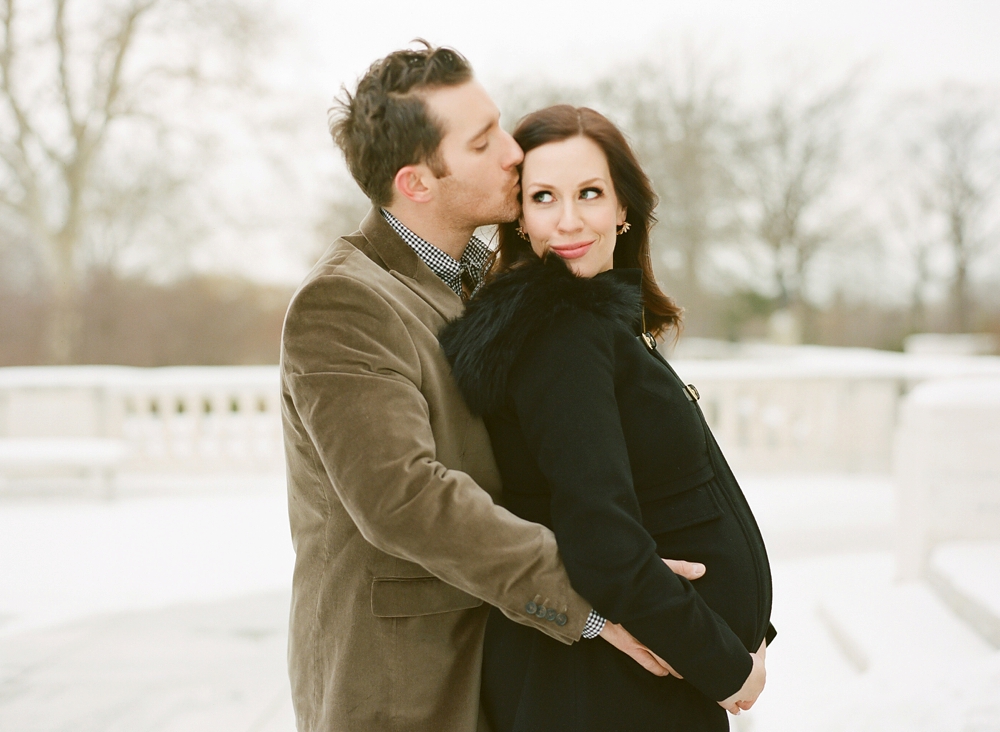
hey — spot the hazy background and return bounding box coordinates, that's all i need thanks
[3,3,1000,732]
[2,0,1000,366]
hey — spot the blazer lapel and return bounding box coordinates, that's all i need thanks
[360,207,464,322]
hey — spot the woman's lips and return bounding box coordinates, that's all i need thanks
[549,241,593,260]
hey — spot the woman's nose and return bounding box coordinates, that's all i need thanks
[557,201,583,232]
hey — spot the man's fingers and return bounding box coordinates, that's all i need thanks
[661,558,705,580]
[599,620,678,678]
[738,699,755,711]
[648,648,683,679]
[631,649,670,677]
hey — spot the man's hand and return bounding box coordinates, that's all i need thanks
[661,558,705,580]
[718,639,767,715]
[598,621,683,677]
[596,558,706,677]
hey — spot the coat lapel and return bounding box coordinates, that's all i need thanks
[359,207,464,323]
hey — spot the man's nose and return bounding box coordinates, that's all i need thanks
[501,130,523,169]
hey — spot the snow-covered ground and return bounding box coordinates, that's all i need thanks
[0,489,294,637]
[1,474,998,731]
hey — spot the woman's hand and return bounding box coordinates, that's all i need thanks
[718,640,767,714]
[596,557,705,677]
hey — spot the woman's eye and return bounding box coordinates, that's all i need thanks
[474,141,488,152]
[531,191,553,203]
[580,187,602,200]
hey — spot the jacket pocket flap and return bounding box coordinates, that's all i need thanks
[634,463,716,502]
[641,482,722,536]
[371,577,484,618]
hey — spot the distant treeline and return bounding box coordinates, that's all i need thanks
[6,268,997,367]
[0,273,292,367]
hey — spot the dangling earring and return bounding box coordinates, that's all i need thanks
[516,225,530,241]
[617,221,631,236]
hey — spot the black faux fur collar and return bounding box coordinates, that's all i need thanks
[439,255,642,416]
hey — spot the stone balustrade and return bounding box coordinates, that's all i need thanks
[1,347,999,482]
[0,366,283,478]
[672,345,1000,473]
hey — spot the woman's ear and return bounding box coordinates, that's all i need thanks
[617,206,628,227]
[393,165,433,204]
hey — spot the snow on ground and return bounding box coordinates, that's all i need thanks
[934,541,1000,620]
[1,474,999,732]
[745,552,1000,732]
[739,473,896,557]
[0,486,293,637]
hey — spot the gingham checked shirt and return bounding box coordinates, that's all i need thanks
[381,209,491,300]
[380,207,607,639]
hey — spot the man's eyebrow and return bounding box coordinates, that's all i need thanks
[468,117,496,143]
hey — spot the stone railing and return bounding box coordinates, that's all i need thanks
[671,345,1000,473]
[2,347,1000,483]
[0,366,283,479]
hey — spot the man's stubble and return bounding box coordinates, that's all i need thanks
[437,172,521,231]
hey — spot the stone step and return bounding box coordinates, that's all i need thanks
[930,541,1000,649]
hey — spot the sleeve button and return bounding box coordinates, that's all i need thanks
[545,609,557,622]
[525,601,537,614]
[535,604,547,618]
[555,613,568,626]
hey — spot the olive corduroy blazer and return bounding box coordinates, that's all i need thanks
[280,208,594,732]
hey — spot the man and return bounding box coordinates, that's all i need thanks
[280,42,704,732]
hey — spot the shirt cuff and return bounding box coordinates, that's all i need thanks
[580,609,606,639]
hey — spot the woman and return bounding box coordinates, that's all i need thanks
[439,106,775,731]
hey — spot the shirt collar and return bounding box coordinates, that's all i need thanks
[381,208,491,298]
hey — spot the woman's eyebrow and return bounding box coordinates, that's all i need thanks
[526,176,606,191]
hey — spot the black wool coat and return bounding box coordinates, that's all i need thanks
[440,256,775,732]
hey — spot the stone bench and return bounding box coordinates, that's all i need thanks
[894,378,1000,580]
[0,438,127,497]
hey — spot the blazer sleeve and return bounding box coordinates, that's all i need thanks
[508,310,753,702]
[282,272,593,644]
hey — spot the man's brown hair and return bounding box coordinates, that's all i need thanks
[329,40,473,207]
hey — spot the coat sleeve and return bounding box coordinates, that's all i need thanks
[508,310,753,701]
[282,272,593,643]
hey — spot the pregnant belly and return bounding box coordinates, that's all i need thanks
[646,480,763,651]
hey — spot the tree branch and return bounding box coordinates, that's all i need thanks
[53,0,82,139]
[0,0,50,233]
[101,0,158,120]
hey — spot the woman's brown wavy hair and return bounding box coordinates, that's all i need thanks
[495,105,683,337]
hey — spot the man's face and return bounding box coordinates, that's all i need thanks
[422,80,524,228]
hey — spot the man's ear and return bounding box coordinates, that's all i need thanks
[394,164,433,204]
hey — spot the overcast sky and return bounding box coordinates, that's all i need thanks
[283,0,999,93]
[231,0,1000,284]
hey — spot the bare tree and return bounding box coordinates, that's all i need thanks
[733,74,858,340]
[907,87,1000,331]
[0,0,272,362]
[597,53,742,307]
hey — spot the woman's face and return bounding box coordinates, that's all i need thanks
[519,135,626,278]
